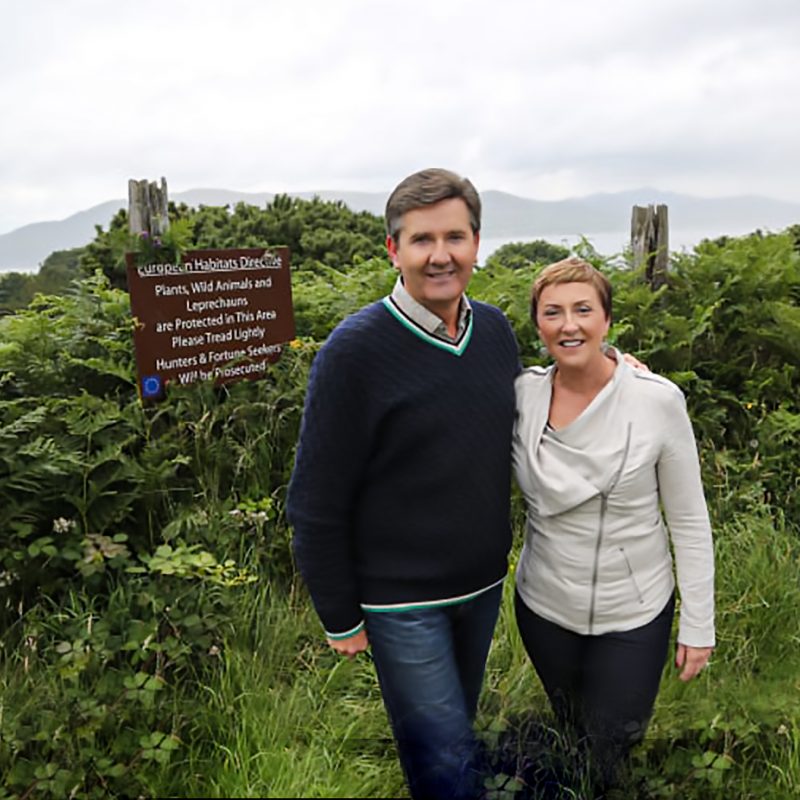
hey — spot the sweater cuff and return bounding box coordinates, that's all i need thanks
[325,620,365,640]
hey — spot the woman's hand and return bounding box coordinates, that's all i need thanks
[327,629,369,659]
[675,643,713,681]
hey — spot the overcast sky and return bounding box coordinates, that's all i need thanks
[3,0,799,235]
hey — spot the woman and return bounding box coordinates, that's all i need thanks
[512,257,715,786]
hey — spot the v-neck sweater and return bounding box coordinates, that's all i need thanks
[287,298,520,637]
[513,351,715,647]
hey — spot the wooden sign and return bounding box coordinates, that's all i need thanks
[126,247,295,399]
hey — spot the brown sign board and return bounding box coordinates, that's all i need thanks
[126,247,295,399]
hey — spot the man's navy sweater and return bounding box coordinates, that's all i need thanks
[287,298,520,636]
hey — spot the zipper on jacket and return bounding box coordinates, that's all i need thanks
[588,494,608,634]
[587,423,633,634]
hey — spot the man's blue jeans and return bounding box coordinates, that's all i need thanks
[364,583,503,800]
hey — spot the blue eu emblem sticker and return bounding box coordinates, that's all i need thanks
[141,375,162,398]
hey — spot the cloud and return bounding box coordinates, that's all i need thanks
[2,0,799,233]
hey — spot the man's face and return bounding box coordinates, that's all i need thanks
[386,197,479,319]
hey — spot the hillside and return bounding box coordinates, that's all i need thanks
[1,187,799,272]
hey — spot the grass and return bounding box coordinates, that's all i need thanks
[149,583,406,798]
[2,507,799,799]
[147,507,799,798]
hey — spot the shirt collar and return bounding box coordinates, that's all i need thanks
[390,276,472,342]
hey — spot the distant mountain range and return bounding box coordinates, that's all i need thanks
[2,187,799,272]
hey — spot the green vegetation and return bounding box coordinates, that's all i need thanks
[1,197,799,798]
[484,239,571,271]
[78,195,387,290]
[0,194,386,311]
[0,248,86,314]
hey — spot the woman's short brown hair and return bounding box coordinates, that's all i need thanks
[531,257,613,323]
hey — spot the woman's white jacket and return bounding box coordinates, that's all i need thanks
[513,351,715,647]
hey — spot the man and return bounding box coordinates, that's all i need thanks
[287,168,520,799]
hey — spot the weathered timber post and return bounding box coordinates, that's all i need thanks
[631,204,669,289]
[128,177,169,236]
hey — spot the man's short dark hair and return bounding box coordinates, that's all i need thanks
[385,168,481,242]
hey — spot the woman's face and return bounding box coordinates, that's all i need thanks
[536,281,610,368]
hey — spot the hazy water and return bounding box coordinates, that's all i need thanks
[478,223,768,262]
[0,224,771,277]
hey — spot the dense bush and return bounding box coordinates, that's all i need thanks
[79,195,387,290]
[612,232,800,521]
[484,239,571,271]
[0,274,317,797]
[0,248,85,314]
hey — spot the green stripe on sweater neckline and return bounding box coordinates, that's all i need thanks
[382,297,473,356]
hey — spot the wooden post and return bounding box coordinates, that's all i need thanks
[631,204,669,288]
[128,177,170,236]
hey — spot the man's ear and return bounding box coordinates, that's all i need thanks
[386,235,400,267]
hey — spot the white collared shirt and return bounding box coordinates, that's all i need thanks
[390,277,471,344]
